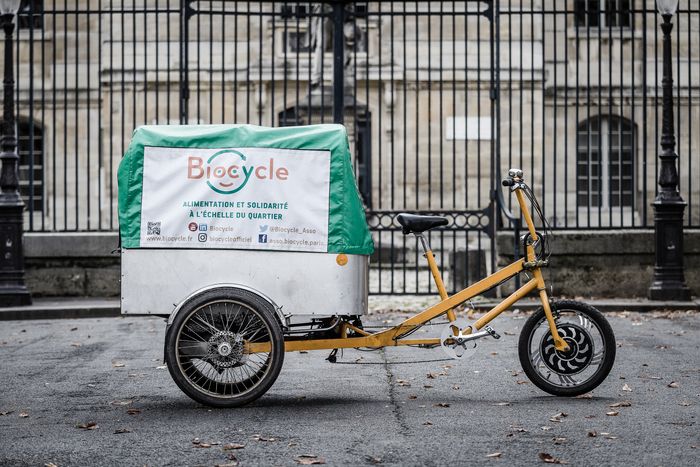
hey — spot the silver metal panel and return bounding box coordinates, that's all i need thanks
[121,249,368,316]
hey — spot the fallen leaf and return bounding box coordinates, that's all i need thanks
[538,452,567,464]
[486,452,502,458]
[426,373,436,379]
[494,402,511,406]
[155,365,167,370]
[605,435,618,440]
[45,463,58,467]
[288,442,298,447]
[423,385,433,389]
[365,456,383,464]
[112,362,125,368]
[541,426,552,431]
[114,428,132,434]
[295,454,325,465]
[549,412,568,423]
[19,412,29,418]
[587,430,597,437]
[423,421,433,426]
[70,342,82,347]
[223,443,245,450]
[76,421,98,430]
[668,381,679,388]
[679,401,692,407]
[215,463,238,467]
[0,410,14,416]
[552,437,567,445]
[504,331,516,336]
[516,380,529,385]
[192,438,201,445]
[194,443,211,448]
[408,395,417,400]
[575,393,593,399]
[434,403,450,408]
[606,411,619,416]
[126,408,141,415]
[622,384,631,392]
[452,385,460,390]
[252,435,276,442]
[609,401,631,408]
[396,379,411,387]
[110,399,133,406]
[511,426,528,433]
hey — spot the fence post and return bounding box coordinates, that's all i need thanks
[179,0,192,124]
[331,1,344,124]
[0,9,31,307]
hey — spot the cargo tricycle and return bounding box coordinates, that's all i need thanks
[118,124,615,407]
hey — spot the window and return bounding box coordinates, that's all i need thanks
[576,116,634,208]
[17,118,44,213]
[18,0,43,31]
[574,0,632,28]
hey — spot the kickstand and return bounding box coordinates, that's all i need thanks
[326,349,338,363]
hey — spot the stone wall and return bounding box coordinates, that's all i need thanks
[22,230,699,298]
[496,229,699,298]
[24,233,120,297]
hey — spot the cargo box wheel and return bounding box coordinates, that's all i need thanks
[165,288,284,407]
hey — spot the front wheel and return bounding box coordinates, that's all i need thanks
[518,300,615,397]
[165,288,285,407]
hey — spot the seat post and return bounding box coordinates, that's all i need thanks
[416,234,456,322]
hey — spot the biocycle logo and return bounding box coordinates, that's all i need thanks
[187,149,289,195]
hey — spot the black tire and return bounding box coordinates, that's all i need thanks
[518,300,615,397]
[165,287,285,407]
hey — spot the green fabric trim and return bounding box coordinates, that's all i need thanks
[117,124,374,255]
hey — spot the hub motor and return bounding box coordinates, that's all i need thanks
[540,323,593,375]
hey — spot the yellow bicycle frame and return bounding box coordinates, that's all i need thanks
[247,177,569,354]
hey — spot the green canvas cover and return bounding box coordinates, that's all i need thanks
[118,124,374,255]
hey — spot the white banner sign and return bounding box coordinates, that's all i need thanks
[140,146,331,252]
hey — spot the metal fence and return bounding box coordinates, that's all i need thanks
[10,1,700,294]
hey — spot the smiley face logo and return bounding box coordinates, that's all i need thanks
[206,149,249,195]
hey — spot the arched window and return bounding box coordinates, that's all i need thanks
[576,115,635,208]
[17,117,44,214]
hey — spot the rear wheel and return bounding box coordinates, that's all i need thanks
[165,288,284,407]
[518,300,615,397]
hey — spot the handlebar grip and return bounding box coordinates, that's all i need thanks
[502,178,515,187]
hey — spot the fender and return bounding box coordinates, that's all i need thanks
[166,283,288,328]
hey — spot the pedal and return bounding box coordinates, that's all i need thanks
[484,326,501,340]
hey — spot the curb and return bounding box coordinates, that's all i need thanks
[470,300,700,313]
[0,300,120,321]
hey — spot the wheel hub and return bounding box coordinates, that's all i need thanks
[540,323,593,375]
[218,342,232,357]
[207,331,245,368]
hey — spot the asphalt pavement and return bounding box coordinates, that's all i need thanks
[0,310,698,466]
